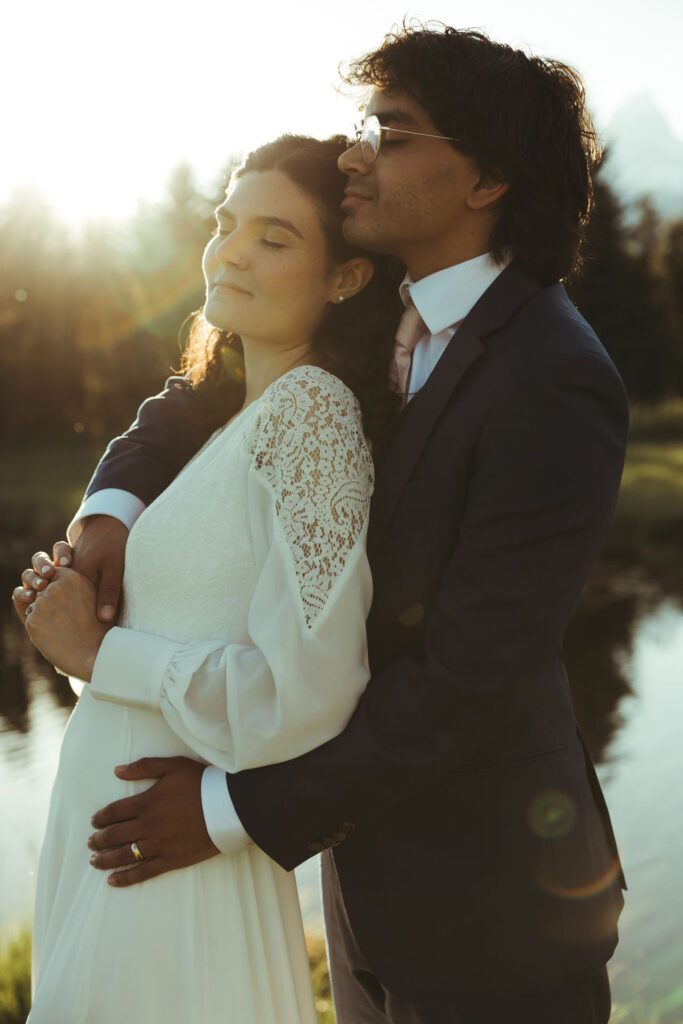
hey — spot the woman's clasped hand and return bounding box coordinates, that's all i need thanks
[14,547,107,681]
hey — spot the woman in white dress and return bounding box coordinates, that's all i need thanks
[18,134,403,1023]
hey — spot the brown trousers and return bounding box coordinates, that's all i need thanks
[320,850,612,1024]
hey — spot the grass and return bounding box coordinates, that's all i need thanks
[307,934,337,1023]
[628,398,683,442]
[0,929,31,1024]
[0,927,336,1023]
[606,440,683,555]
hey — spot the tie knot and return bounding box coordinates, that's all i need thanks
[395,303,426,354]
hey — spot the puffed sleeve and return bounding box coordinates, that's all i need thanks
[89,368,375,772]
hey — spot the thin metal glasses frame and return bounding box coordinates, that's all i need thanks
[353,114,458,163]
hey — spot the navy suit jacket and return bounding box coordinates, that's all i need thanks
[87,265,628,1001]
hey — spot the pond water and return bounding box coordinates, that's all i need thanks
[1,560,682,1023]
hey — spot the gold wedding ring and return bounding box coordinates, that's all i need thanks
[130,841,144,862]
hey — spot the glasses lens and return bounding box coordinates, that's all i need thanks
[360,116,381,163]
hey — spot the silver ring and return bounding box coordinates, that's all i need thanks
[25,602,34,618]
[130,841,144,862]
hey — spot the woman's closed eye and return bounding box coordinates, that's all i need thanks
[212,226,286,249]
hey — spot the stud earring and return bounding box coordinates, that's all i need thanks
[337,296,345,303]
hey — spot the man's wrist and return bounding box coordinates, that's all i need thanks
[68,489,145,544]
[201,766,253,855]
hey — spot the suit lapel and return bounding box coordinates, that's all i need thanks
[368,265,542,557]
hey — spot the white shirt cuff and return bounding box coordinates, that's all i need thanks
[201,766,253,855]
[68,489,146,543]
[90,626,179,710]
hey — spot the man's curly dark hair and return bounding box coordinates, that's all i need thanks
[343,23,602,284]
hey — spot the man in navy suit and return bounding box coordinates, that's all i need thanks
[19,25,627,1024]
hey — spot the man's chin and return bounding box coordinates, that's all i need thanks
[341,214,388,254]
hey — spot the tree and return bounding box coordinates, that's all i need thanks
[568,166,680,402]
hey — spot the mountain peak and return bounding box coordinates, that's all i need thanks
[604,94,683,220]
[608,94,678,145]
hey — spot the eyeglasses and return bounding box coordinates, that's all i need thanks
[353,114,458,164]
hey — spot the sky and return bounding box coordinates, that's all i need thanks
[3,0,682,226]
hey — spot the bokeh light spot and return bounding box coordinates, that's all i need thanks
[527,789,577,840]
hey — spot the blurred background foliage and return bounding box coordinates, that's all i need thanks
[0,162,229,445]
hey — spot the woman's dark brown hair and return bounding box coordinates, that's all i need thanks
[343,23,601,285]
[182,135,404,443]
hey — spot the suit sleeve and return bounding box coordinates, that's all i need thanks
[84,376,223,507]
[225,351,629,869]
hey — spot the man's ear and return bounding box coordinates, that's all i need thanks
[467,173,509,211]
[330,257,375,303]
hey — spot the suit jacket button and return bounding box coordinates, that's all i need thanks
[331,831,347,843]
[340,822,356,833]
[307,841,325,854]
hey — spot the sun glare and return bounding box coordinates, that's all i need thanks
[2,0,681,228]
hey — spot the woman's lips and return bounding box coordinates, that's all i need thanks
[212,281,251,296]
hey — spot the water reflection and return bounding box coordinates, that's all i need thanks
[0,560,657,768]
[0,568,75,724]
[564,588,637,764]
[2,554,683,1019]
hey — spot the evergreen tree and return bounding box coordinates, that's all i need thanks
[568,166,679,401]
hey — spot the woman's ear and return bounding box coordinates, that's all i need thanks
[467,173,509,211]
[329,257,375,303]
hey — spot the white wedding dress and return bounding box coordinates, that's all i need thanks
[29,366,374,1023]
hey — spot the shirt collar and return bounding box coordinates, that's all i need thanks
[400,253,508,336]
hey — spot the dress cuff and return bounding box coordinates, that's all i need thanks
[68,489,146,543]
[201,766,253,855]
[89,626,179,710]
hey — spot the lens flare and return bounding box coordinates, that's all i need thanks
[527,789,578,840]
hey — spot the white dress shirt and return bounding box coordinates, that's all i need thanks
[69,251,506,855]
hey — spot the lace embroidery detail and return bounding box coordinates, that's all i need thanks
[249,366,373,628]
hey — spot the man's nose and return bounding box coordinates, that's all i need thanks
[338,141,371,177]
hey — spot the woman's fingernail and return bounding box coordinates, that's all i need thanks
[23,589,33,598]
[41,565,51,575]
[59,557,69,566]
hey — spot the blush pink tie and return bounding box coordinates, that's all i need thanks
[391,303,427,406]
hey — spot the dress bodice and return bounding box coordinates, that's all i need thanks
[120,399,258,645]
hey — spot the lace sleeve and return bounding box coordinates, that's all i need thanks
[248,366,374,628]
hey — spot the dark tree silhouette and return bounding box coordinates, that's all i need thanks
[567,166,681,401]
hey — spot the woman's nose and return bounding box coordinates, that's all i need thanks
[215,233,246,268]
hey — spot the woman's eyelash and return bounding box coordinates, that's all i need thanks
[211,229,284,249]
